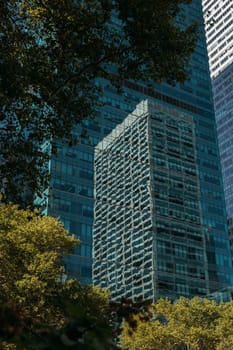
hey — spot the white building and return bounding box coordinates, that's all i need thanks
[93,100,209,302]
[202,0,233,79]
[203,0,233,232]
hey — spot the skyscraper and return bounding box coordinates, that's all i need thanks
[93,99,208,301]
[47,0,232,290]
[202,0,233,257]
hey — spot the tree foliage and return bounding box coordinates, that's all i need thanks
[0,202,77,320]
[0,203,115,350]
[2,208,233,350]
[0,0,197,206]
[120,297,233,350]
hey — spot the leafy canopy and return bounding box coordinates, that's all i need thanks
[0,202,77,325]
[0,203,115,350]
[0,0,197,206]
[121,297,233,350]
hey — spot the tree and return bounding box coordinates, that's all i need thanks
[120,298,178,350]
[120,297,229,350]
[0,202,77,324]
[215,301,233,350]
[168,297,220,350]
[0,203,115,350]
[0,0,197,206]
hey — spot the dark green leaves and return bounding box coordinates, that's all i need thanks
[0,0,197,207]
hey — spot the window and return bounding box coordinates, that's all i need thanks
[176,264,187,275]
[79,169,93,180]
[53,198,71,212]
[80,223,92,239]
[174,244,187,258]
[82,205,93,217]
[176,284,189,295]
[79,151,94,162]
[77,184,93,197]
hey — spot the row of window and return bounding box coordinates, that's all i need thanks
[157,261,206,279]
[52,180,93,197]
[52,160,94,180]
[51,199,93,217]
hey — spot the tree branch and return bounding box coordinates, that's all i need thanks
[47,54,116,101]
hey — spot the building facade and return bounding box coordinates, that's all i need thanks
[93,100,209,301]
[202,0,233,79]
[203,0,233,236]
[46,0,232,290]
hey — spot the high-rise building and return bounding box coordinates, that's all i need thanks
[93,99,209,301]
[202,0,233,256]
[46,0,233,290]
[202,0,233,79]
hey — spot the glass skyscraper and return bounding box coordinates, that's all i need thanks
[202,0,233,259]
[47,0,233,290]
[94,100,209,301]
